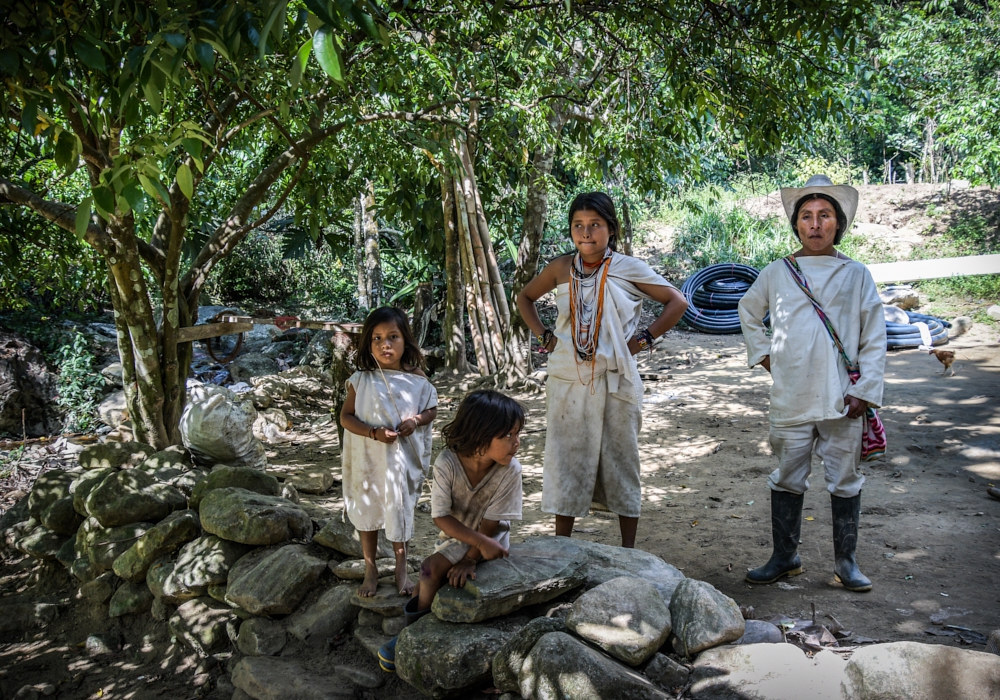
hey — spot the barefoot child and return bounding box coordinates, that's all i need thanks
[517,192,688,547]
[340,307,438,597]
[378,389,524,672]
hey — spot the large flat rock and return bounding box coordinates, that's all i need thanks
[566,576,672,666]
[432,537,588,623]
[519,631,671,700]
[27,470,75,519]
[690,644,847,700]
[79,441,155,470]
[842,641,1000,700]
[199,487,312,545]
[313,516,392,558]
[568,537,686,604]
[226,544,327,615]
[232,657,355,700]
[112,509,201,582]
[85,469,186,528]
[84,520,154,571]
[286,584,359,645]
[168,596,239,657]
[71,467,115,516]
[171,534,252,590]
[397,614,507,699]
[188,465,280,509]
[493,616,567,693]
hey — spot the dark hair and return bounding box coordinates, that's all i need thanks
[568,192,620,252]
[355,306,424,371]
[790,193,848,244]
[442,389,525,457]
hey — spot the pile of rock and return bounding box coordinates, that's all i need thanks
[4,439,1000,700]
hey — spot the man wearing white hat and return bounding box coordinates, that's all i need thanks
[738,174,886,592]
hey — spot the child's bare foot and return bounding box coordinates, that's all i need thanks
[358,566,379,597]
[396,568,415,596]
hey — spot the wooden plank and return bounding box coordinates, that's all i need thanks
[866,254,1000,284]
[218,315,362,333]
[176,322,254,343]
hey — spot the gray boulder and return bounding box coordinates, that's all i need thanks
[298,330,334,370]
[237,617,287,656]
[690,644,846,700]
[40,496,83,535]
[98,390,128,427]
[109,581,155,617]
[17,525,69,560]
[519,632,671,700]
[842,641,1000,700]
[261,341,298,359]
[112,509,201,582]
[84,520,153,571]
[231,657,355,700]
[78,441,156,470]
[566,576,672,666]
[352,583,412,617]
[199,487,312,545]
[136,445,193,472]
[226,544,327,615]
[85,469,186,528]
[569,537,686,604]
[100,362,123,388]
[80,572,118,603]
[734,620,784,645]
[171,534,252,590]
[71,467,115,516]
[432,538,588,623]
[0,331,59,437]
[168,597,239,656]
[493,616,567,693]
[229,352,279,382]
[397,614,507,699]
[27,470,75,519]
[286,583,359,645]
[669,579,744,657]
[313,516,392,558]
[147,559,201,604]
[188,465,280,509]
[644,653,690,691]
[284,466,336,494]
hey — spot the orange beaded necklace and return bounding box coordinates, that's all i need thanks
[569,250,612,389]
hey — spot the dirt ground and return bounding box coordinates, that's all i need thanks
[3,317,999,699]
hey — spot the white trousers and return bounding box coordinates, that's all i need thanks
[767,416,865,498]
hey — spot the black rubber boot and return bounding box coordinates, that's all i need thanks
[746,489,804,584]
[831,493,872,592]
[378,596,430,672]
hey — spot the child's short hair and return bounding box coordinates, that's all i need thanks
[442,390,525,457]
[568,191,620,251]
[355,306,424,371]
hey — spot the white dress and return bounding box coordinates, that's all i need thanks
[341,370,437,541]
[541,254,674,518]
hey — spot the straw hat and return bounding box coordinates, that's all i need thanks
[780,174,859,234]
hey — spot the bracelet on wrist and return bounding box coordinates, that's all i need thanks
[636,328,654,353]
[369,426,377,440]
[461,556,477,565]
[535,329,553,346]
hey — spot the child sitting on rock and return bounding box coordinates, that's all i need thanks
[340,306,438,598]
[378,389,524,673]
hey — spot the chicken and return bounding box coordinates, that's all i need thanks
[930,348,956,376]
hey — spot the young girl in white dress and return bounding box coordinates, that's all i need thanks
[340,307,438,596]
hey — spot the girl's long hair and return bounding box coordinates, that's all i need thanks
[355,306,424,371]
[568,191,620,252]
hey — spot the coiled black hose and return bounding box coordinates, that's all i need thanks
[681,263,762,334]
[886,311,951,350]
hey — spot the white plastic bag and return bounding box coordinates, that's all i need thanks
[180,382,267,469]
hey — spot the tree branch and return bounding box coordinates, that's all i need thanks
[0,177,111,254]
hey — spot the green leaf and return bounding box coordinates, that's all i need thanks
[20,99,37,136]
[312,25,344,83]
[73,39,106,72]
[290,37,311,90]
[348,6,379,41]
[259,1,288,61]
[92,185,115,217]
[54,131,77,171]
[303,0,339,28]
[176,162,194,199]
[163,33,186,49]
[141,75,162,114]
[122,181,146,214]
[75,197,92,241]
[137,173,170,206]
[194,41,215,72]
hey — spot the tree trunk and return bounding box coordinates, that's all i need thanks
[455,176,493,375]
[363,181,382,308]
[620,198,634,256]
[441,174,468,371]
[354,194,369,312]
[499,142,557,386]
[411,283,434,348]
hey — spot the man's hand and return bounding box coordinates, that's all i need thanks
[447,559,477,588]
[396,417,417,437]
[760,356,771,373]
[477,537,508,561]
[845,395,867,420]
